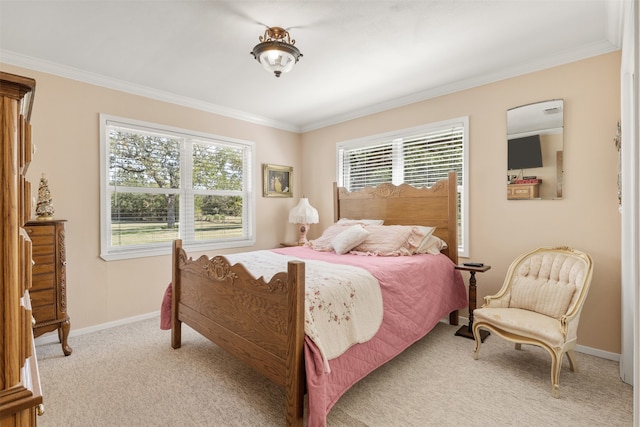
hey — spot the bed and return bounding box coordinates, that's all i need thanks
[167,171,467,426]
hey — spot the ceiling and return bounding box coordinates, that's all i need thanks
[0,1,623,133]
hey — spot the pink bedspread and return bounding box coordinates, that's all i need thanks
[161,247,467,426]
[272,247,467,427]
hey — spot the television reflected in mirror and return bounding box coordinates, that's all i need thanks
[507,100,564,200]
[508,135,543,170]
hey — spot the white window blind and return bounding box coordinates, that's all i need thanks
[337,118,468,256]
[100,114,255,260]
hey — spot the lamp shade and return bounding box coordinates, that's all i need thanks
[288,198,319,224]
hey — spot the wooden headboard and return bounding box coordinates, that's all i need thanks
[333,171,458,265]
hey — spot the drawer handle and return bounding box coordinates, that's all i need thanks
[37,404,45,416]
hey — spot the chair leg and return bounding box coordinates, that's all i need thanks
[566,350,579,373]
[550,351,562,398]
[472,324,482,360]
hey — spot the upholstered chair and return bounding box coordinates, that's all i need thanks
[472,246,594,398]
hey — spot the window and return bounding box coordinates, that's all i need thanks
[337,117,469,256]
[100,115,255,260]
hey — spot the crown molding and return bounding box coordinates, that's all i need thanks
[0,50,302,133]
[300,39,620,132]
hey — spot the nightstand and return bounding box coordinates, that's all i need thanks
[454,264,491,342]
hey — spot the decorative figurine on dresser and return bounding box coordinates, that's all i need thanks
[25,174,72,356]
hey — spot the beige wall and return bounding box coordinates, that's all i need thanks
[300,51,622,354]
[2,50,622,354]
[1,63,302,331]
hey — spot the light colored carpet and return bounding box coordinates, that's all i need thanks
[35,317,633,426]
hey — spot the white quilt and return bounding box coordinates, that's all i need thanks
[224,250,383,369]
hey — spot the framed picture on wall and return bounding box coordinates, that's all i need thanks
[263,164,293,197]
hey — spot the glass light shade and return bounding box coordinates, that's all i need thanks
[252,40,302,77]
[288,198,319,224]
[259,49,296,75]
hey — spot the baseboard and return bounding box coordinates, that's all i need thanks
[34,311,161,346]
[575,344,620,362]
[444,316,620,362]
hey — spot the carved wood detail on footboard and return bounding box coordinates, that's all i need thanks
[171,240,305,426]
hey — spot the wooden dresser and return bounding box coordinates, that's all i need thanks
[507,182,540,200]
[25,220,72,356]
[0,72,43,425]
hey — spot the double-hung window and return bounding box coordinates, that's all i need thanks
[337,117,469,256]
[100,115,255,260]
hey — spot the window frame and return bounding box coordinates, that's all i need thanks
[99,114,256,261]
[336,117,469,257]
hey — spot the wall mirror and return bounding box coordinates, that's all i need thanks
[507,99,564,200]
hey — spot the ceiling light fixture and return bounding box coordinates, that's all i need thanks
[250,27,303,78]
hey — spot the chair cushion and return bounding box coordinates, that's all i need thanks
[507,252,585,319]
[474,307,566,347]
[510,276,575,319]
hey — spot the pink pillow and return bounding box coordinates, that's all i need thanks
[308,223,352,251]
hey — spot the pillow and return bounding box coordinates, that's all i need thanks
[331,224,370,254]
[308,223,352,251]
[415,235,448,255]
[509,275,576,319]
[350,225,428,256]
[413,226,436,253]
[336,218,384,226]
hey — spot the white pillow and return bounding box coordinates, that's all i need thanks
[350,225,427,256]
[332,224,370,254]
[416,235,448,255]
[336,218,384,225]
[414,226,436,253]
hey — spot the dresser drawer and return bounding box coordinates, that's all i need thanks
[30,274,54,290]
[31,290,57,321]
[31,243,54,256]
[507,183,540,200]
[32,305,57,325]
[25,224,55,237]
[32,262,55,277]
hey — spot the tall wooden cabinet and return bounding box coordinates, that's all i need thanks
[1,72,43,425]
[25,220,72,356]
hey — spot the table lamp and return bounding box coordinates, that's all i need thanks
[288,197,319,244]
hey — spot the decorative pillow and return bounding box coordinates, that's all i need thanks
[332,224,370,254]
[509,275,576,319]
[350,225,428,256]
[413,226,436,253]
[336,218,384,225]
[416,235,448,255]
[308,223,351,251]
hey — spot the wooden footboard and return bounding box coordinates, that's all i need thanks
[171,240,305,426]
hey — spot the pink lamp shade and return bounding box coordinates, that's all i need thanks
[288,198,319,244]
